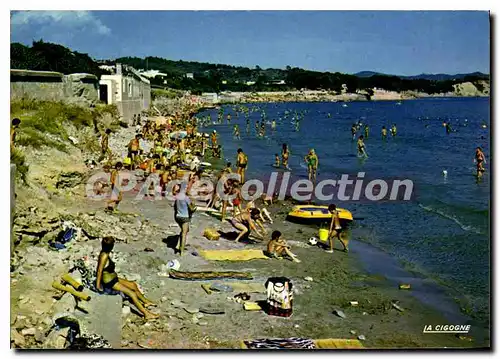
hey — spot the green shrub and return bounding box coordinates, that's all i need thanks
[94,104,120,119]
[16,128,67,152]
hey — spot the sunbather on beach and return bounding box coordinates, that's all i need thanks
[266,230,301,263]
[96,236,159,320]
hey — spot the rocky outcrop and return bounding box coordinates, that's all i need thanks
[453,81,489,97]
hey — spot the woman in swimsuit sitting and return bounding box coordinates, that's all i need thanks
[230,208,266,242]
[96,236,159,320]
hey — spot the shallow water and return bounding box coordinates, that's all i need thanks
[199,97,490,324]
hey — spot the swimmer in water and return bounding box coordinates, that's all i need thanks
[381,126,387,140]
[351,124,357,140]
[390,124,397,137]
[274,153,280,168]
[260,122,266,137]
[364,124,369,139]
[304,149,319,184]
[233,124,241,140]
[357,135,368,158]
[282,143,291,170]
[474,146,486,178]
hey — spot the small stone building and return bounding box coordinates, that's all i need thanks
[99,64,151,123]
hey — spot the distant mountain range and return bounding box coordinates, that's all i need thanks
[354,71,489,81]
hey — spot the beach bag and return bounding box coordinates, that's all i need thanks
[203,228,220,241]
[265,277,293,317]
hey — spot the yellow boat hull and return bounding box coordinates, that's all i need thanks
[286,205,353,226]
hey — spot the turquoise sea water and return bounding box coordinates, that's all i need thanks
[199,97,490,324]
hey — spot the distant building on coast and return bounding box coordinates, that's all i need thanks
[139,69,168,85]
[201,92,219,104]
[99,63,151,123]
[267,79,286,85]
[185,73,194,79]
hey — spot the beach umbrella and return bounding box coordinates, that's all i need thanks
[169,131,188,139]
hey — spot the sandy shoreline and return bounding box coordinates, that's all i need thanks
[195,84,489,105]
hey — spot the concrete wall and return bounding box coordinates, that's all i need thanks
[64,73,99,104]
[10,69,99,105]
[11,70,65,101]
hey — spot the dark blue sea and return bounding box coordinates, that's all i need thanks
[199,97,490,325]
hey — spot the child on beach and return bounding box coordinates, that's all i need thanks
[266,230,301,263]
[11,118,21,150]
[327,204,348,253]
[106,162,123,212]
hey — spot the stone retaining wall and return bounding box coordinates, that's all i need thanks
[11,69,98,105]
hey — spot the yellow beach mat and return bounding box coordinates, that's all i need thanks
[313,338,364,349]
[199,249,269,261]
[243,301,263,311]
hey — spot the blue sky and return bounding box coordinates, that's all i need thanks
[10,10,490,75]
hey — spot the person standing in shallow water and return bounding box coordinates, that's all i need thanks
[351,123,357,140]
[474,146,486,178]
[304,149,319,184]
[281,143,291,170]
[357,135,368,158]
[233,124,241,140]
[236,148,248,183]
[390,124,397,137]
[381,126,388,140]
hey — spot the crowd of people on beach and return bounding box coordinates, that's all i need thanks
[9,100,488,322]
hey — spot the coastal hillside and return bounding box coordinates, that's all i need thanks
[11,41,489,98]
